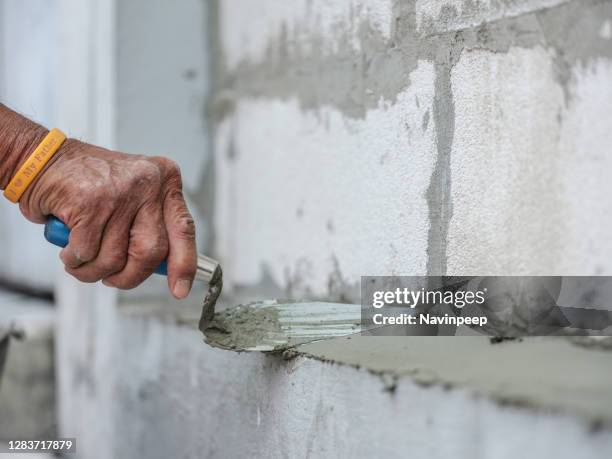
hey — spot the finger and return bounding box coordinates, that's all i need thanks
[59,214,109,269]
[65,210,132,283]
[103,203,168,290]
[163,183,197,299]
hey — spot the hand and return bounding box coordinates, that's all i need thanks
[19,139,197,299]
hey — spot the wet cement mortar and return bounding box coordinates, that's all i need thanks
[198,265,224,331]
[203,302,281,350]
[197,0,612,428]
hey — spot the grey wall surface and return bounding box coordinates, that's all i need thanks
[213,0,612,302]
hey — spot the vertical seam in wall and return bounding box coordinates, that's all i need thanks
[426,61,455,276]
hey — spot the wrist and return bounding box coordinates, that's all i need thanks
[18,137,81,215]
[0,106,49,190]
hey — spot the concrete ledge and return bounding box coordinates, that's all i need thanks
[297,335,612,427]
[58,299,612,458]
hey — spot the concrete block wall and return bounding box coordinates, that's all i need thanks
[213,0,612,303]
[16,1,611,458]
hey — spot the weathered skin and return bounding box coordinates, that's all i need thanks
[18,138,198,299]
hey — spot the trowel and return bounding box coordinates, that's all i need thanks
[43,216,223,331]
[202,300,362,352]
[43,217,363,352]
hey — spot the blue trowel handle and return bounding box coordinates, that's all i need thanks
[44,216,168,276]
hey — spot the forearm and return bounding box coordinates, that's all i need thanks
[0,103,197,298]
[0,103,49,189]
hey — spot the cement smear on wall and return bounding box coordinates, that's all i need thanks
[204,302,281,350]
[214,0,612,119]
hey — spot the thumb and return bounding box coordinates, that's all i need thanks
[163,182,197,299]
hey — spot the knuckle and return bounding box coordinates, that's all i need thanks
[152,157,181,177]
[132,237,168,267]
[161,162,183,189]
[60,253,80,269]
[164,158,181,176]
[77,183,114,206]
[165,188,185,203]
[167,159,180,173]
[173,214,196,239]
[131,162,162,189]
[174,253,197,277]
[76,247,97,263]
[98,250,128,273]
[63,246,94,265]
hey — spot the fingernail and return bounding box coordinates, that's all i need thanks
[174,279,192,299]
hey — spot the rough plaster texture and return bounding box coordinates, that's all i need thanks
[215,70,436,296]
[214,0,612,300]
[448,49,612,275]
[449,46,565,274]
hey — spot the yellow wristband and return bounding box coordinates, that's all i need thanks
[3,128,66,203]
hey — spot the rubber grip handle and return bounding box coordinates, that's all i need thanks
[44,216,168,276]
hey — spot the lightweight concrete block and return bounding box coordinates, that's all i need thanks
[215,62,436,298]
[448,46,612,275]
